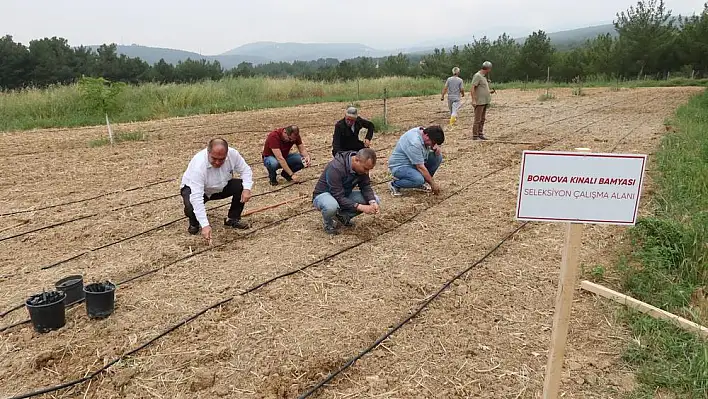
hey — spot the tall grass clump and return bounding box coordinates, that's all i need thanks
[614,89,708,398]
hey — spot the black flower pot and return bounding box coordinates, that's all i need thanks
[26,291,67,333]
[84,281,116,319]
[55,275,84,306]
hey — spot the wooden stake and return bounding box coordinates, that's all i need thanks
[383,88,388,126]
[580,281,708,339]
[542,147,589,399]
[105,113,114,145]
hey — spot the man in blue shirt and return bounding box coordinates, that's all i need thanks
[388,125,445,197]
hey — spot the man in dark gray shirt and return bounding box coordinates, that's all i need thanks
[441,67,464,126]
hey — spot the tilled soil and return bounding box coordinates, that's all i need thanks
[0,86,700,398]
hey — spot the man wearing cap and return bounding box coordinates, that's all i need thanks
[441,67,464,126]
[388,125,445,197]
[332,106,376,156]
[180,138,253,243]
[262,125,312,186]
[470,61,496,140]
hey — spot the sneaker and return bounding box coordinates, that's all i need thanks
[224,218,250,230]
[324,221,339,235]
[477,134,489,140]
[420,183,433,192]
[335,213,355,227]
[269,178,278,186]
[388,181,402,197]
[280,170,293,182]
[188,223,200,235]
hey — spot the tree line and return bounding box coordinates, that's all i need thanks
[1,0,706,91]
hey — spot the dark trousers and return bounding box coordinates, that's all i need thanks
[472,104,489,137]
[181,179,245,226]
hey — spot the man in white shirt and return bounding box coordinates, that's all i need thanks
[180,138,254,242]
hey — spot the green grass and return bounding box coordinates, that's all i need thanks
[370,115,397,134]
[1,76,708,133]
[613,88,708,398]
[88,130,149,147]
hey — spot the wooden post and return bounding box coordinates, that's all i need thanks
[546,67,550,97]
[383,88,388,126]
[105,113,114,145]
[691,70,695,80]
[357,79,360,101]
[542,147,590,399]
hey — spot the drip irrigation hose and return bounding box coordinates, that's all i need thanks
[298,222,529,399]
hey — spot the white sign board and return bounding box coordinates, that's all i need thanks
[516,151,647,225]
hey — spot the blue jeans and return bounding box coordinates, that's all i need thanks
[391,152,442,189]
[313,191,381,226]
[263,153,303,180]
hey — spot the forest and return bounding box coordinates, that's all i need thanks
[0,0,706,90]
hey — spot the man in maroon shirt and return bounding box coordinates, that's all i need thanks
[262,125,312,186]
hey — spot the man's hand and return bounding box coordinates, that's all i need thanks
[291,173,301,183]
[440,96,444,101]
[201,226,213,244]
[433,145,442,156]
[358,204,378,215]
[303,155,311,167]
[369,201,380,214]
[431,182,442,195]
[364,139,371,148]
[240,189,252,203]
[491,89,496,94]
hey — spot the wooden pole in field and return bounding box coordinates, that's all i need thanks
[542,147,590,398]
[383,88,388,126]
[105,113,114,145]
[546,67,550,97]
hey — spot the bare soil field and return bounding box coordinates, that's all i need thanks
[0,86,701,399]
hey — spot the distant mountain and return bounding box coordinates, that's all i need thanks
[88,44,270,69]
[221,41,385,62]
[95,23,619,68]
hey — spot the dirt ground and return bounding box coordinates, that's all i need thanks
[0,86,701,398]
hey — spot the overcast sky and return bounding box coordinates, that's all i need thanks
[2,0,704,54]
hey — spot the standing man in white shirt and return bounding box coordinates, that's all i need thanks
[180,138,254,243]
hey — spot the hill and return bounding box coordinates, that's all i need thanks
[88,44,271,69]
[221,41,387,62]
[98,23,618,67]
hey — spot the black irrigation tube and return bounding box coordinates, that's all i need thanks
[298,222,530,399]
[0,178,176,217]
[2,94,645,397]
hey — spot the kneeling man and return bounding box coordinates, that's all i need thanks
[180,138,253,243]
[312,148,380,235]
[388,125,445,196]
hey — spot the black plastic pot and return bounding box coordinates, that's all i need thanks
[55,275,84,306]
[84,281,116,319]
[25,291,67,333]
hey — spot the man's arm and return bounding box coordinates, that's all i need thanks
[441,79,448,100]
[186,173,210,228]
[230,149,253,191]
[271,148,295,176]
[358,175,376,203]
[325,168,359,211]
[297,143,311,166]
[415,163,436,186]
[361,118,375,141]
[332,123,344,155]
[460,80,465,97]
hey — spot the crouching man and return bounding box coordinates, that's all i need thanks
[388,125,445,196]
[312,148,381,235]
[180,138,253,243]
